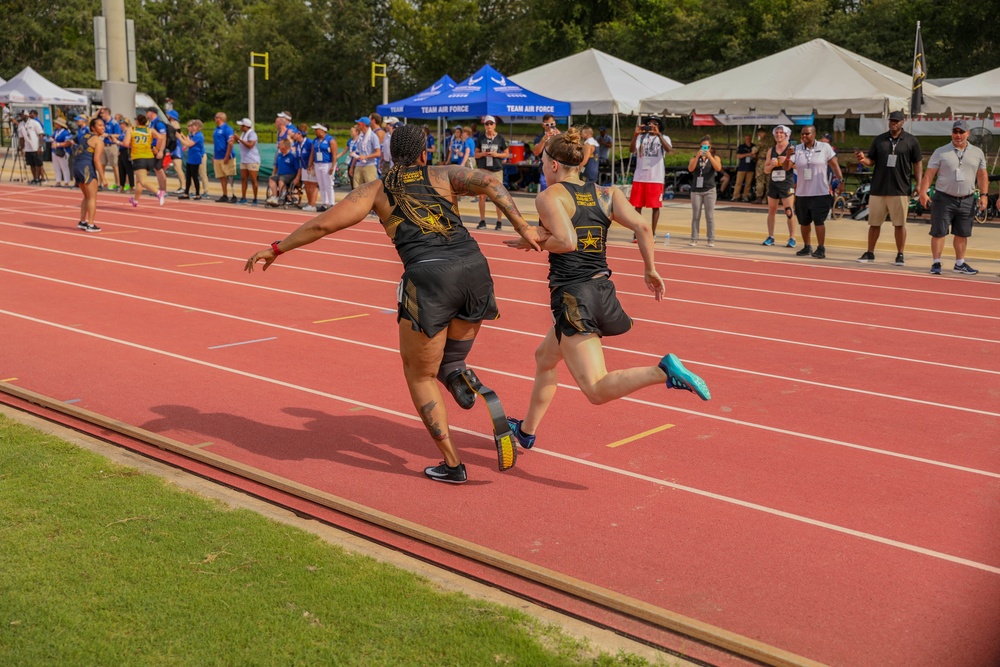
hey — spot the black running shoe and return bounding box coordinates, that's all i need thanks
[216,195,229,203]
[424,462,467,484]
[495,220,502,230]
[811,245,826,259]
[857,251,875,263]
[894,253,905,266]
[443,368,477,410]
[795,245,813,256]
[477,220,487,229]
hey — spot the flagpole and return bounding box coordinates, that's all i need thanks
[909,21,919,134]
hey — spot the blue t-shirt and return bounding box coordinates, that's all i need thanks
[213,124,235,160]
[464,137,476,159]
[295,138,313,170]
[53,128,71,149]
[186,131,205,165]
[275,151,298,176]
[150,117,168,151]
[313,135,333,163]
[76,127,88,145]
[103,119,121,145]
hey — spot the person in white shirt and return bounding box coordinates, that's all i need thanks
[628,116,671,240]
[785,125,843,259]
[19,111,46,184]
[235,118,260,205]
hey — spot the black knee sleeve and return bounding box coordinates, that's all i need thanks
[437,338,475,383]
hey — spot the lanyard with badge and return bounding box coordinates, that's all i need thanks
[885,137,901,168]
[954,147,967,181]
[801,145,815,181]
[696,156,710,188]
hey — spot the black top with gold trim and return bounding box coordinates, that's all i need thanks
[73,132,97,170]
[382,166,480,267]
[548,180,612,288]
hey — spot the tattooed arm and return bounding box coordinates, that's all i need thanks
[433,165,542,251]
[245,181,381,272]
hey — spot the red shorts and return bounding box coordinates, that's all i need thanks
[162,154,172,170]
[628,181,664,209]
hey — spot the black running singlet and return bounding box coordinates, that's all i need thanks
[548,180,613,288]
[382,166,480,267]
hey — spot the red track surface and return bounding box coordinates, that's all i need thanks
[2,184,999,667]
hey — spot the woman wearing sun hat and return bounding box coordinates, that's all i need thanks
[309,123,337,211]
[51,117,74,187]
[235,118,260,205]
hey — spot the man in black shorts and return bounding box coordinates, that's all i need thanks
[246,123,542,484]
[474,115,509,229]
[786,126,843,259]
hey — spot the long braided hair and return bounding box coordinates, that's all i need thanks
[384,123,451,236]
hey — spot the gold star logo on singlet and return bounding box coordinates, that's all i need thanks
[414,203,450,234]
[577,226,603,252]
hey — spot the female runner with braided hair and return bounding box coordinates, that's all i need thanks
[246,123,542,484]
[503,128,711,451]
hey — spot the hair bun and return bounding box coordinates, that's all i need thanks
[563,127,582,145]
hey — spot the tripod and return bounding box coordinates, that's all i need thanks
[1,120,28,183]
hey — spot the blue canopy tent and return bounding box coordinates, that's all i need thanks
[376,75,457,117]
[403,64,570,119]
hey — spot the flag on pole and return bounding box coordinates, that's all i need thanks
[910,22,926,116]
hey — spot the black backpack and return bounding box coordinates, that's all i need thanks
[164,123,178,151]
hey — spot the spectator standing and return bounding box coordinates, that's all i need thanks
[580,125,600,184]
[292,125,317,211]
[919,120,989,275]
[687,135,723,247]
[596,126,612,162]
[833,116,846,143]
[474,115,510,230]
[98,107,122,191]
[212,112,237,203]
[380,117,399,173]
[340,125,359,185]
[309,123,336,211]
[235,118,260,205]
[74,114,89,146]
[531,113,562,191]
[445,126,462,164]
[351,116,381,188]
[786,125,843,259]
[73,117,107,233]
[628,116,671,239]
[146,108,169,204]
[18,110,45,184]
[733,133,755,202]
[177,119,205,200]
[762,125,796,247]
[854,111,923,266]
[369,112,386,145]
[752,127,772,204]
[462,128,476,168]
[117,118,134,192]
[423,124,435,164]
[51,118,73,187]
[167,110,186,193]
[163,97,174,113]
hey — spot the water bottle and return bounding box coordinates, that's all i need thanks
[663,232,670,246]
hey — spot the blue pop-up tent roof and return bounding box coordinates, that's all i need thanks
[377,75,458,117]
[403,64,570,119]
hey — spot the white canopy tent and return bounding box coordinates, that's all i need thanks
[0,66,87,105]
[511,49,683,185]
[0,76,6,86]
[640,39,930,117]
[923,66,1000,114]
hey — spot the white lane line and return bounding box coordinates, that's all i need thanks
[2,307,997,576]
[207,337,277,350]
[0,204,1000,310]
[2,269,999,477]
[3,240,999,381]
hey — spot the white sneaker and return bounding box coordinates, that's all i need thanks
[173,188,185,194]
[301,205,317,212]
[157,190,166,206]
[707,241,715,247]
[688,241,698,246]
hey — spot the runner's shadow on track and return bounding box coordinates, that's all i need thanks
[140,405,587,490]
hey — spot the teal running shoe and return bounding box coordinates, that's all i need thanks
[659,354,711,401]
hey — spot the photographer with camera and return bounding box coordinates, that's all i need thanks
[532,113,562,191]
[628,116,672,240]
[687,135,723,247]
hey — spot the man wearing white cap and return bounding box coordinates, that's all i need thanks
[474,115,509,229]
[272,111,294,175]
[309,123,337,211]
[235,118,260,205]
[351,116,381,188]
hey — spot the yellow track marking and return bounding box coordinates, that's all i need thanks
[606,423,675,448]
[313,314,370,324]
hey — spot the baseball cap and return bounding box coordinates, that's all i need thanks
[311,123,328,132]
[384,116,400,126]
[772,124,791,137]
[354,117,370,125]
[276,111,292,120]
[482,115,496,124]
[167,109,179,120]
[888,111,905,122]
[598,126,606,131]
[146,107,158,114]
[238,118,253,128]
[75,114,87,121]
[822,132,832,141]
[952,119,969,132]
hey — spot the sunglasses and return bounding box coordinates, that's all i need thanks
[543,123,555,128]
[484,121,495,125]
[952,129,968,134]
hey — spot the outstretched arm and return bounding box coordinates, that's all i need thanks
[245,181,381,272]
[609,188,663,300]
[436,165,541,250]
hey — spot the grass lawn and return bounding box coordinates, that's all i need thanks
[0,414,660,666]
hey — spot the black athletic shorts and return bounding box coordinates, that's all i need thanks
[767,180,794,200]
[24,151,42,167]
[550,275,632,342]
[153,155,165,171]
[397,252,498,338]
[794,194,832,226]
[132,157,156,172]
[73,163,97,186]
